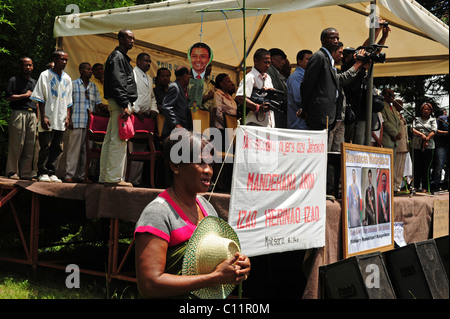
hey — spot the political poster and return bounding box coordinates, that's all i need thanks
[228,126,327,257]
[341,143,395,258]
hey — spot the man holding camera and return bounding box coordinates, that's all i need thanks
[235,48,275,127]
[342,19,391,144]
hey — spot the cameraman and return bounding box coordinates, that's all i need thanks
[235,48,275,127]
[342,18,391,144]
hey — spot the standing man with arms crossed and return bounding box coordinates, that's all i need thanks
[5,57,37,181]
[99,29,137,187]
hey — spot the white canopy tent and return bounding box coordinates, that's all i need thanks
[54,0,449,82]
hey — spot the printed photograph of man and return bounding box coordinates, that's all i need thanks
[188,42,213,79]
[377,169,391,224]
[347,168,362,228]
[187,42,214,112]
[362,168,377,226]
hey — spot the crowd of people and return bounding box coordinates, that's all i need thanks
[3,22,448,299]
[4,23,448,192]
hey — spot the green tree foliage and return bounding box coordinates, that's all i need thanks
[374,0,449,117]
[1,0,137,86]
[0,0,14,56]
[0,0,136,175]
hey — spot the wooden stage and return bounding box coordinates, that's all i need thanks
[0,176,448,298]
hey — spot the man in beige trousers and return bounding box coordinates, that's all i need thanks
[99,29,137,187]
[393,99,410,192]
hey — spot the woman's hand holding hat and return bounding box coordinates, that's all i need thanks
[212,252,250,285]
[234,253,251,282]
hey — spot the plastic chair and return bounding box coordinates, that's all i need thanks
[156,113,165,138]
[224,111,238,131]
[125,115,162,188]
[84,110,110,182]
[211,111,238,193]
[223,111,238,150]
[191,108,211,136]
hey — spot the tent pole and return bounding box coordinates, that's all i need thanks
[242,0,247,125]
[364,0,376,146]
[195,2,268,126]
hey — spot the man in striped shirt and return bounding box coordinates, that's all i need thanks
[64,62,102,182]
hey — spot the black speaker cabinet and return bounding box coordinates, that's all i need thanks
[319,252,396,299]
[434,235,449,278]
[384,239,449,299]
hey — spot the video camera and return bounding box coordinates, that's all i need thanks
[250,88,286,114]
[345,43,388,64]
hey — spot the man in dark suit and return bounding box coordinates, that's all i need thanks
[161,66,192,137]
[378,172,390,224]
[300,27,340,131]
[364,169,377,225]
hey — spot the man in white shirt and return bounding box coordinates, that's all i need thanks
[235,48,275,128]
[132,53,158,119]
[128,52,158,185]
[31,50,73,183]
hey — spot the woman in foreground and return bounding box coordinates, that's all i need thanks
[134,129,250,298]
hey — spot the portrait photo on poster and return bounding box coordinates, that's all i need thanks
[187,42,215,113]
[341,143,395,258]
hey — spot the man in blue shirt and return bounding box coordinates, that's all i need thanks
[286,50,312,130]
[64,62,102,182]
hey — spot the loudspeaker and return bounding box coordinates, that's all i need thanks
[434,235,449,278]
[319,252,396,299]
[384,239,449,299]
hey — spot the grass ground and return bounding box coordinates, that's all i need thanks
[0,213,140,299]
[0,260,140,299]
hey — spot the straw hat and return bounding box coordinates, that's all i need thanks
[182,216,241,299]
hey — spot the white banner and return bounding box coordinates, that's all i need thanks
[228,126,327,257]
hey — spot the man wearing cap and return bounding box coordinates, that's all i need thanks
[267,48,288,128]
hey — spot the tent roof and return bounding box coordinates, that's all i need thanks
[54,0,449,78]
